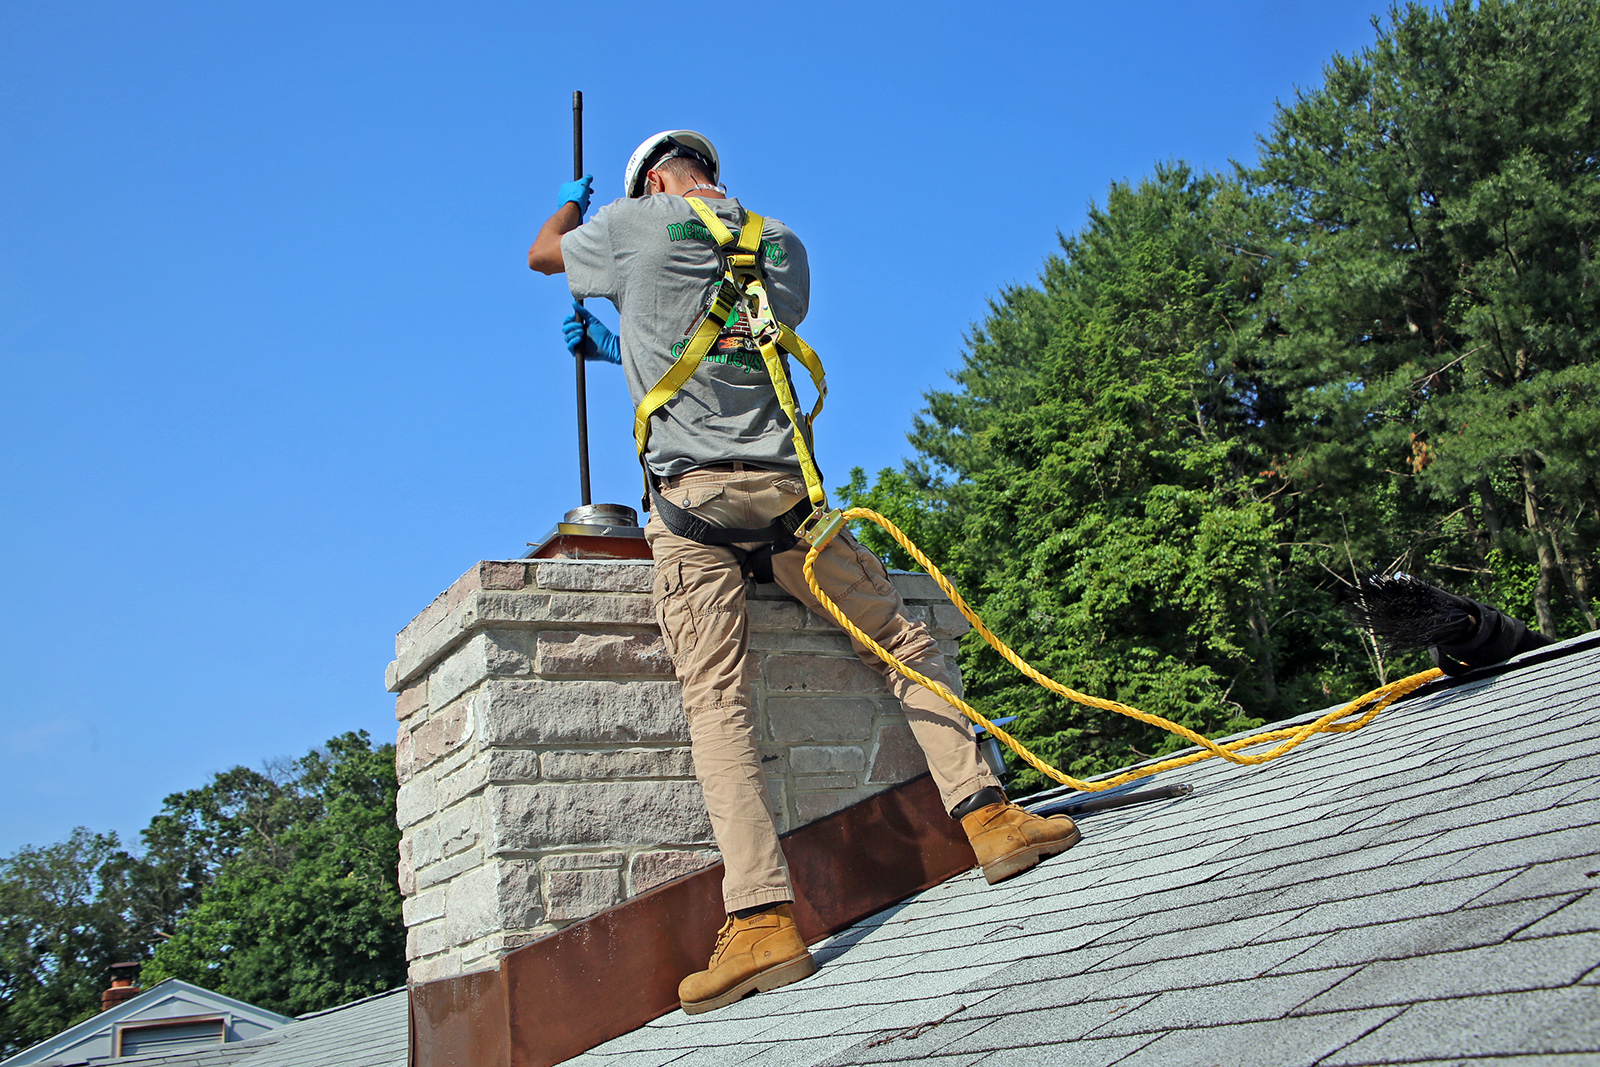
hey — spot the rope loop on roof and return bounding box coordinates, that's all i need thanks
[804,507,1445,792]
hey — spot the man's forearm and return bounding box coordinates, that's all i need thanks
[528,202,582,275]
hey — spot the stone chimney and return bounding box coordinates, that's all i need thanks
[387,556,969,984]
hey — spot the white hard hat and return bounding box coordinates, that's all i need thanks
[623,130,719,198]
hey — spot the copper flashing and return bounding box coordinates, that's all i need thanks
[409,772,974,1067]
[411,967,508,1067]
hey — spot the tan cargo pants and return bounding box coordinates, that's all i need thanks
[645,465,1001,912]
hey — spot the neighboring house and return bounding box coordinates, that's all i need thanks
[0,982,405,1067]
[1,980,293,1067]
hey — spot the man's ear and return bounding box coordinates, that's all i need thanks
[645,168,664,195]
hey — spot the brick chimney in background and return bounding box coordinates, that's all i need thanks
[100,962,141,1012]
[386,556,971,984]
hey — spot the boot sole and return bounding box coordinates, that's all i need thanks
[680,951,819,1015]
[981,825,1083,885]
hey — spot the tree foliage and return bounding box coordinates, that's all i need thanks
[0,831,134,1056]
[140,732,404,1015]
[846,0,1600,788]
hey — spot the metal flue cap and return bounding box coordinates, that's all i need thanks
[563,503,639,527]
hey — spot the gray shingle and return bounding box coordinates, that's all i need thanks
[1090,931,1331,998]
[1086,967,1360,1036]
[1113,1006,1402,1067]
[1517,891,1600,938]
[962,1034,1159,1067]
[935,997,1159,1054]
[1323,987,1600,1063]
[1296,931,1600,1013]
[1263,895,1572,973]
[1471,855,1600,908]
[1370,1058,1600,1067]
[817,1016,994,1066]
[738,1035,868,1066]
[1415,824,1600,879]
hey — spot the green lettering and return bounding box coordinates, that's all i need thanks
[666,219,714,243]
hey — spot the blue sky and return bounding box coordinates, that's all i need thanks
[0,1,1390,856]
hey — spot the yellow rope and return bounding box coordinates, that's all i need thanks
[803,507,1445,793]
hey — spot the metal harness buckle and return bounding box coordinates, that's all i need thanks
[794,507,846,549]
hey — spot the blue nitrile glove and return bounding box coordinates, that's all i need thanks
[557,175,593,217]
[562,300,621,364]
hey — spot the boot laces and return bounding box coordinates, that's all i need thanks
[708,917,736,964]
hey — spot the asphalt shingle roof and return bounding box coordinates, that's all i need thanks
[568,635,1600,1066]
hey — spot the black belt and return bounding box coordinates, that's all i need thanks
[649,490,814,584]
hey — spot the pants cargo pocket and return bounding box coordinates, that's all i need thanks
[652,560,699,663]
[846,533,898,598]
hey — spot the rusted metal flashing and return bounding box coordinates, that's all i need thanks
[411,967,508,1067]
[409,772,973,1067]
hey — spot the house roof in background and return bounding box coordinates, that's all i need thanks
[566,633,1600,1066]
[1,980,295,1067]
[0,989,405,1067]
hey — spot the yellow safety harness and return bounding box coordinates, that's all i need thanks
[634,197,1443,793]
[633,197,830,518]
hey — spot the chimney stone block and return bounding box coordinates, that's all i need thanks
[438,800,481,858]
[766,654,887,694]
[485,749,540,782]
[796,789,866,823]
[411,698,475,769]
[766,695,880,743]
[395,774,437,830]
[486,782,712,852]
[402,884,449,927]
[436,753,491,810]
[397,834,415,896]
[395,680,428,722]
[413,845,485,893]
[533,631,673,678]
[869,722,931,784]
[536,560,654,593]
[629,849,718,894]
[427,633,489,710]
[544,868,623,923]
[789,745,868,774]
[539,747,696,781]
[476,679,688,745]
[395,724,415,785]
[410,822,443,869]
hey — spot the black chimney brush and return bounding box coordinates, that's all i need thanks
[1345,574,1553,676]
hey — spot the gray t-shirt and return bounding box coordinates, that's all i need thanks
[562,195,811,478]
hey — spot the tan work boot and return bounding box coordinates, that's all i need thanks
[960,802,1081,884]
[678,903,817,1015]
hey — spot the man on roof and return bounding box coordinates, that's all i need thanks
[528,130,1081,1015]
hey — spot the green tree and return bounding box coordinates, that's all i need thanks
[1252,0,1600,637]
[861,166,1292,785]
[0,830,139,1056]
[141,731,404,1015]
